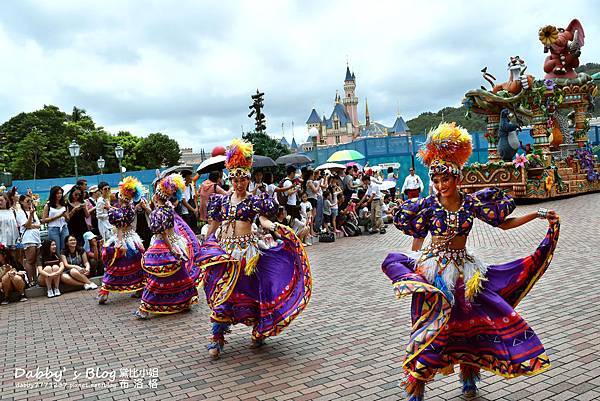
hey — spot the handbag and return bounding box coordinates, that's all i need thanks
[319,231,335,243]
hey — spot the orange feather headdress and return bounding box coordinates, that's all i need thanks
[417,122,472,177]
[225,139,253,178]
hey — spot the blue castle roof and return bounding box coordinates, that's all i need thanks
[280,137,290,147]
[390,116,410,133]
[325,103,351,129]
[345,66,354,82]
[291,137,299,150]
[306,108,321,124]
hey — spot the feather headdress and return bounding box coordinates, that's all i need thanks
[225,138,253,178]
[156,173,185,201]
[118,176,144,202]
[417,122,472,177]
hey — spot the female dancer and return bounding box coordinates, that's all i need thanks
[381,123,560,400]
[135,174,201,319]
[199,139,312,359]
[98,177,146,304]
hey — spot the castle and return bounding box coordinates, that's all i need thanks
[302,66,410,151]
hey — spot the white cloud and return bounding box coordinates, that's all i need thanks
[0,0,598,151]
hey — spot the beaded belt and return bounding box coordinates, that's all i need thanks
[419,243,472,273]
[220,233,257,245]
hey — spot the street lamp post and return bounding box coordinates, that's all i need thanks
[97,156,105,181]
[114,145,124,180]
[68,140,81,180]
[407,134,415,170]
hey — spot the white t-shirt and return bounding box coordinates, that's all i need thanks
[249,181,265,196]
[15,209,41,245]
[299,200,312,220]
[366,182,382,200]
[283,179,297,206]
[402,174,424,192]
[381,202,389,218]
[181,185,192,215]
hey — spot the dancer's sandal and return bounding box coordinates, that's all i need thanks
[460,366,480,399]
[133,310,149,320]
[98,293,108,305]
[207,341,224,360]
[461,377,478,399]
[250,338,265,349]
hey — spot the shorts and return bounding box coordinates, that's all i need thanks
[331,208,339,218]
[323,213,331,224]
[285,204,301,220]
[308,198,317,208]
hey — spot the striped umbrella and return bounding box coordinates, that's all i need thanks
[327,150,365,162]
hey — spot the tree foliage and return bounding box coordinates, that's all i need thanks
[406,106,487,135]
[0,105,183,179]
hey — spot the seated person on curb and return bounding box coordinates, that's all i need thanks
[37,240,64,298]
[0,243,28,304]
[60,235,98,290]
[83,231,103,277]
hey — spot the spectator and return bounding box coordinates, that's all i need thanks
[37,240,63,298]
[77,179,89,199]
[8,187,21,213]
[275,207,311,246]
[67,186,90,245]
[0,243,27,304]
[299,192,316,238]
[263,172,277,201]
[401,167,424,199]
[60,235,97,290]
[276,165,300,220]
[135,196,152,249]
[15,194,41,284]
[342,166,357,200]
[386,167,398,200]
[86,185,101,235]
[359,175,385,234]
[330,184,343,234]
[42,186,70,256]
[307,169,327,232]
[180,170,198,233]
[249,170,266,196]
[0,193,19,262]
[381,194,395,224]
[198,171,228,223]
[322,190,333,231]
[83,232,104,277]
[96,182,114,241]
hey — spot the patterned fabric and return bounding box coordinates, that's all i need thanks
[207,193,278,223]
[140,213,201,314]
[149,205,175,234]
[382,220,559,382]
[108,203,136,228]
[199,224,312,340]
[393,187,515,238]
[101,229,145,293]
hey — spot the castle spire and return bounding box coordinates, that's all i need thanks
[365,98,370,127]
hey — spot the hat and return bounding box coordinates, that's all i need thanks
[225,139,253,179]
[89,185,99,193]
[350,193,359,200]
[418,122,472,177]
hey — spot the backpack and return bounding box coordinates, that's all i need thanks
[277,179,290,206]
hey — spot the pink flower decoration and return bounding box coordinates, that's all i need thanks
[514,154,527,168]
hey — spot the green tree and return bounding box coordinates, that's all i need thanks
[137,133,181,168]
[407,106,487,135]
[13,128,51,180]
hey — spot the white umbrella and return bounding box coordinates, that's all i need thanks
[61,184,75,194]
[196,155,227,174]
[315,162,346,171]
[379,181,396,191]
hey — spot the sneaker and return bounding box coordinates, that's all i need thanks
[379,229,386,234]
[83,283,91,290]
[1,300,9,305]
[47,289,55,298]
[53,288,61,297]
[88,282,98,290]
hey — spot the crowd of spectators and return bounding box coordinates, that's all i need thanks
[0,164,426,304]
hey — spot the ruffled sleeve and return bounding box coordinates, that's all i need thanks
[251,193,278,216]
[207,194,225,222]
[471,187,516,227]
[149,206,174,234]
[393,197,430,238]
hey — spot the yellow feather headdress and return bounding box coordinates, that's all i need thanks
[225,139,254,178]
[417,122,473,177]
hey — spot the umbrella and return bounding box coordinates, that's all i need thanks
[61,184,75,194]
[379,181,396,191]
[315,162,346,171]
[160,165,194,177]
[327,150,365,162]
[196,155,227,174]
[275,154,313,165]
[253,155,277,168]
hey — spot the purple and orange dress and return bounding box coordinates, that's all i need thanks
[199,193,312,342]
[140,203,201,314]
[382,187,559,386]
[100,203,145,295]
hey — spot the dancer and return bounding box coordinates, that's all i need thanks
[98,177,146,304]
[199,139,312,359]
[136,174,201,319]
[381,123,560,400]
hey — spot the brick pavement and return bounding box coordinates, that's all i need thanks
[1,193,600,401]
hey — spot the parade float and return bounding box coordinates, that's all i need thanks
[462,19,599,199]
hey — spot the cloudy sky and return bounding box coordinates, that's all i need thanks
[1,0,598,151]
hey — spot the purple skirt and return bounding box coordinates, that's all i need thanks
[382,221,560,381]
[140,215,201,314]
[101,235,145,293]
[199,225,312,340]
